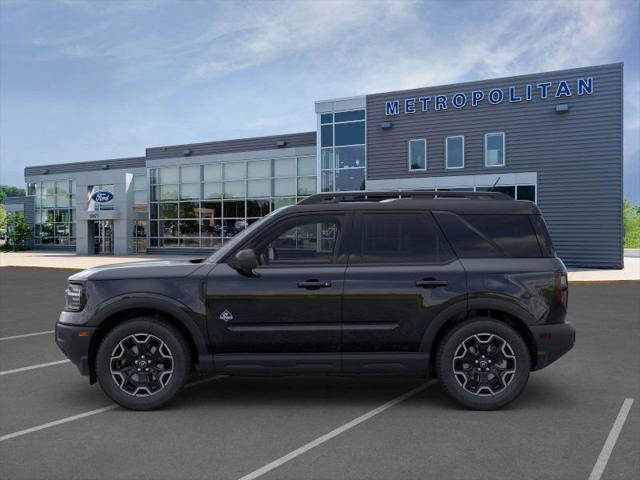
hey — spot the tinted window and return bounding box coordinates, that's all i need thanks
[434,212,542,258]
[335,110,365,122]
[409,139,426,170]
[321,125,333,147]
[530,215,555,257]
[517,185,536,202]
[360,213,453,263]
[320,113,333,124]
[335,122,365,146]
[446,136,464,168]
[261,220,339,265]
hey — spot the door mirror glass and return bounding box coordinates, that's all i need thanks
[233,249,258,276]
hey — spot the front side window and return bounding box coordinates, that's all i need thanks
[260,219,339,265]
[408,139,427,170]
[446,136,464,169]
[359,213,453,264]
[485,132,505,167]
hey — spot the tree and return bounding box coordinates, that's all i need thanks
[0,205,6,231]
[0,185,26,204]
[623,199,640,248]
[6,211,32,251]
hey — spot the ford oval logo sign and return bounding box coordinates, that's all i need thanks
[91,191,113,203]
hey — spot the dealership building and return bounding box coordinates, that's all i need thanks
[12,63,623,268]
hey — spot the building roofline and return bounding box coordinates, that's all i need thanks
[146,131,316,152]
[24,156,146,177]
[145,131,317,160]
[317,62,624,103]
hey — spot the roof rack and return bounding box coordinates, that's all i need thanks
[298,189,512,205]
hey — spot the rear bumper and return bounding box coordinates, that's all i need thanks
[55,321,95,377]
[530,321,576,370]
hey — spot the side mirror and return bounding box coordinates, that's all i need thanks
[233,249,258,276]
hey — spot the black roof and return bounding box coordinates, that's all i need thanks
[288,190,540,215]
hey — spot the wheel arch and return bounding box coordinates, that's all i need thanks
[421,298,539,371]
[87,296,208,384]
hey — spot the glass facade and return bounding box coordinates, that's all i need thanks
[149,156,316,248]
[131,174,148,253]
[320,110,366,192]
[32,180,76,245]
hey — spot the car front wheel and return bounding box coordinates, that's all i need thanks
[96,318,191,410]
[436,318,531,410]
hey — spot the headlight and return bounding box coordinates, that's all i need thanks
[65,283,85,312]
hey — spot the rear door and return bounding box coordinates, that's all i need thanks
[341,211,466,372]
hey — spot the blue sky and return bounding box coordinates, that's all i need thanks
[1,0,639,202]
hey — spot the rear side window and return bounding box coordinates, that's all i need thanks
[359,213,454,263]
[530,215,556,257]
[434,212,543,258]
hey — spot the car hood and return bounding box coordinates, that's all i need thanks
[68,259,207,282]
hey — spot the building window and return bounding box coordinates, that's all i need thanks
[446,136,464,169]
[148,156,316,249]
[485,132,505,167]
[320,109,366,192]
[408,139,427,171]
[475,184,536,201]
[33,179,76,246]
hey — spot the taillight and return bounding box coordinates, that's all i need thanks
[555,271,568,310]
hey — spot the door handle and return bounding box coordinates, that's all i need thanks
[415,278,448,288]
[298,279,332,290]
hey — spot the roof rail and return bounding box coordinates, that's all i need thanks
[298,189,512,205]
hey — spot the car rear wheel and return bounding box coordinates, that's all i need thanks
[96,318,191,410]
[436,318,530,410]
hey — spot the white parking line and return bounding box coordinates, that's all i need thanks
[0,330,55,341]
[0,375,224,442]
[0,359,70,376]
[237,379,437,480]
[588,398,635,480]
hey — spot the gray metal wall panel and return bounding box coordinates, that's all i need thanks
[146,132,316,159]
[24,157,145,177]
[365,63,623,268]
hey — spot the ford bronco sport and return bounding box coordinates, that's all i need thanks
[55,190,575,411]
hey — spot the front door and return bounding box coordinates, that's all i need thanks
[206,213,348,373]
[341,211,466,373]
[93,220,114,255]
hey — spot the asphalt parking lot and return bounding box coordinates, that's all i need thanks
[0,267,638,480]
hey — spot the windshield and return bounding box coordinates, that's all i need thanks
[206,206,292,263]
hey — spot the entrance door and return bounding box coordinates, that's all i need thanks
[93,220,114,255]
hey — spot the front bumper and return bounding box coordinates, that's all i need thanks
[55,319,95,377]
[529,321,576,370]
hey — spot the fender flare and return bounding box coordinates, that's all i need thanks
[419,296,536,353]
[89,294,209,359]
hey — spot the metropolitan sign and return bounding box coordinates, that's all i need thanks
[384,77,594,116]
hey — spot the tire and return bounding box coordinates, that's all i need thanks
[96,318,191,410]
[436,318,530,410]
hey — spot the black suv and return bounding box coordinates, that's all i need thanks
[55,190,575,411]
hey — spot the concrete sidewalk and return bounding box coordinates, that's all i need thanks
[1,250,639,282]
